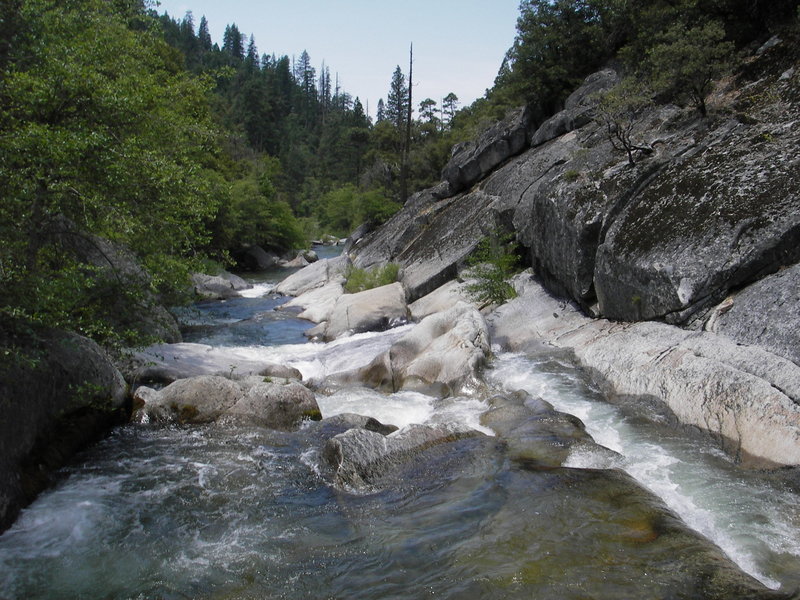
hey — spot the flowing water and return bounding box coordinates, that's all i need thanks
[2,254,799,599]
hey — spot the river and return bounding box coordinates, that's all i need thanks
[1,249,799,599]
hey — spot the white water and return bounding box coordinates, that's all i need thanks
[238,282,275,298]
[488,350,800,590]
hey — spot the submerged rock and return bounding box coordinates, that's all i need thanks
[323,422,483,488]
[482,390,621,468]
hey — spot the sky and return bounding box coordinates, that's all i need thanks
[154,0,521,119]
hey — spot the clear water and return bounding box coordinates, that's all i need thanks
[2,266,799,599]
[487,350,800,591]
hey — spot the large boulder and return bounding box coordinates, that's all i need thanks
[321,282,408,341]
[489,276,800,467]
[442,106,533,195]
[49,215,181,342]
[356,301,490,397]
[408,279,474,320]
[0,330,128,533]
[280,280,345,323]
[274,256,350,297]
[323,422,482,488]
[225,381,321,429]
[191,272,250,300]
[134,375,321,429]
[241,245,279,270]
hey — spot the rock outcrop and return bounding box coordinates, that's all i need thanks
[441,106,532,195]
[352,37,800,330]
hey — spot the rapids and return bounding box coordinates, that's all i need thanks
[1,253,799,599]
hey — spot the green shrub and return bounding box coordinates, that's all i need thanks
[464,232,520,306]
[343,263,401,294]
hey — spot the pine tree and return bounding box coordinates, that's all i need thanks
[376,98,386,122]
[386,65,407,130]
[198,16,212,51]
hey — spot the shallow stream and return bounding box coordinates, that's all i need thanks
[1,253,799,599]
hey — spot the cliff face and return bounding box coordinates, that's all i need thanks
[351,32,800,365]
[348,34,800,466]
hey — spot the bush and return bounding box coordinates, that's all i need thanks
[343,263,400,294]
[464,232,520,306]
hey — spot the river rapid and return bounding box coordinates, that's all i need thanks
[1,250,799,599]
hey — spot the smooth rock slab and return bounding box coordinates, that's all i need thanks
[489,275,800,467]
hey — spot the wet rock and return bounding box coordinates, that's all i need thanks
[490,276,800,467]
[482,390,620,468]
[323,422,483,488]
[125,342,301,386]
[139,375,243,423]
[321,282,408,341]
[274,256,350,297]
[357,301,490,397]
[305,413,399,440]
[0,330,129,533]
[134,375,320,429]
[225,381,321,429]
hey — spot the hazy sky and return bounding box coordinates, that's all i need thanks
[155,0,521,119]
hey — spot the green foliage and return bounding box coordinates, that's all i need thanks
[0,0,222,347]
[213,157,306,253]
[343,263,401,294]
[464,232,521,306]
[645,21,734,116]
[304,185,400,238]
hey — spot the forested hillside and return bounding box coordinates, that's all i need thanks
[1,0,797,359]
